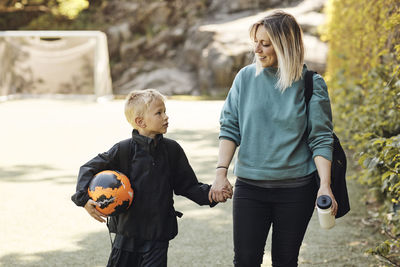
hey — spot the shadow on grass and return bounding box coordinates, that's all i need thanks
[0,127,235,265]
[0,129,219,185]
[168,129,220,181]
[168,129,219,147]
[0,164,76,184]
[0,207,233,267]
[0,231,111,267]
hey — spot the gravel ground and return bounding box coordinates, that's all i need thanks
[0,99,386,267]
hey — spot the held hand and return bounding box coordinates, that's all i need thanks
[208,188,233,203]
[317,184,338,216]
[84,199,107,223]
[209,169,233,203]
[222,188,233,200]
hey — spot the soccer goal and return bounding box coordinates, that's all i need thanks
[0,31,112,100]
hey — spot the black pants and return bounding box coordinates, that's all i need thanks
[106,247,168,267]
[233,179,317,267]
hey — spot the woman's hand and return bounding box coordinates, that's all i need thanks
[314,156,337,216]
[210,139,236,203]
[209,168,233,203]
[317,184,338,216]
[84,199,107,223]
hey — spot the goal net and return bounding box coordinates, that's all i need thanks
[0,31,112,100]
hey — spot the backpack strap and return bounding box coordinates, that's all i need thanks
[118,138,132,176]
[107,137,132,247]
[304,70,317,105]
[304,70,317,137]
[163,138,184,218]
[163,138,176,188]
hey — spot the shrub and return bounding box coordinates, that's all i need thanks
[322,0,400,265]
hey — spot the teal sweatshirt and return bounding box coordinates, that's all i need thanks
[219,64,333,180]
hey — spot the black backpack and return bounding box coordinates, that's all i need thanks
[305,71,350,218]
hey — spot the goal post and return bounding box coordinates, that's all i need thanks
[0,31,112,100]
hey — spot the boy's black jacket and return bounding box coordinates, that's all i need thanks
[71,130,214,241]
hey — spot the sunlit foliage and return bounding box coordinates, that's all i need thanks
[56,0,89,19]
[323,0,400,265]
[0,0,92,30]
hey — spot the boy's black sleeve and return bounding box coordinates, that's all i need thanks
[170,141,216,207]
[71,143,120,207]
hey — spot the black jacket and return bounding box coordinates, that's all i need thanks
[71,130,214,241]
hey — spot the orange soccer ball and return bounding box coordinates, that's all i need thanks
[88,170,134,216]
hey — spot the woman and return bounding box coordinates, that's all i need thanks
[209,10,338,267]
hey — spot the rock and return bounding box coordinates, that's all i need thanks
[107,22,132,57]
[103,2,139,22]
[117,23,132,42]
[182,26,215,70]
[147,26,187,57]
[118,68,196,95]
[114,67,139,88]
[303,33,327,74]
[296,11,325,35]
[145,2,172,27]
[197,40,252,93]
[119,36,147,60]
[108,0,329,96]
[285,0,327,13]
[189,0,329,93]
[208,0,299,14]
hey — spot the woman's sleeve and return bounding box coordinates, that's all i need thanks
[71,143,119,207]
[219,72,241,146]
[307,74,334,161]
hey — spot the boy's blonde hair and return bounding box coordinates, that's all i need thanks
[124,89,165,128]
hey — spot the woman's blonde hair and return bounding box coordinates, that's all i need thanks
[250,10,304,92]
[124,89,165,128]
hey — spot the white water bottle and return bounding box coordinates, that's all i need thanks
[317,195,335,229]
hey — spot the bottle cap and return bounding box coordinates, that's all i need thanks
[317,195,332,209]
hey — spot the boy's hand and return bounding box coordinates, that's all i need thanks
[222,188,233,200]
[84,199,107,223]
[208,190,227,203]
[208,188,233,203]
[209,170,233,203]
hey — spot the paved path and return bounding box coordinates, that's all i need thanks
[0,99,384,266]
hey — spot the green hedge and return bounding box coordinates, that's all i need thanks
[322,0,400,264]
[0,0,105,30]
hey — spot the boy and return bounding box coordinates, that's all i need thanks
[71,89,229,266]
